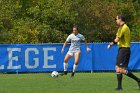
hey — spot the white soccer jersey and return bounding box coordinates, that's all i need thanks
[66,33,85,53]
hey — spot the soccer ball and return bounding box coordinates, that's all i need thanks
[51,71,59,78]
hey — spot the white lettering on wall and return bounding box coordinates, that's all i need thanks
[7,48,21,69]
[43,48,56,68]
[25,48,39,69]
[0,64,4,69]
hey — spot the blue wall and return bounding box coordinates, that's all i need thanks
[0,43,140,73]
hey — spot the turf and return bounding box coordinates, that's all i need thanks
[0,73,140,93]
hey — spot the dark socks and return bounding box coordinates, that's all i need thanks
[126,71,139,82]
[117,73,123,89]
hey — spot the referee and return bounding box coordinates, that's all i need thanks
[108,14,140,91]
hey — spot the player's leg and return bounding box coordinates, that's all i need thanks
[115,49,123,91]
[71,52,80,77]
[115,66,123,91]
[120,67,139,82]
[120,48,140,89]
[125,70,140,90]
[61,53,72,76]
[119,67,140,89]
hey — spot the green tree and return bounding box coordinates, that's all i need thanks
[0,0,139,43]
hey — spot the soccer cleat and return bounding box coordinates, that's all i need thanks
[115,88,123,91]
[71,72,75,77]
[60,71,67,76]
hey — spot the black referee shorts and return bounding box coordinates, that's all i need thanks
[116,47,131,68]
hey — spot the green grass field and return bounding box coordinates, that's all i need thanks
[0,73,140,93]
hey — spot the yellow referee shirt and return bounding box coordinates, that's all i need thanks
[116,24,130,48]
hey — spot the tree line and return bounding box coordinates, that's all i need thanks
[0,0,140,44]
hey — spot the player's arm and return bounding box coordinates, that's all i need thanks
[107,37,118,48]
[61,41,68,53]
[108,27,125,49]
[83,39,91,51]
[61,35,70,53]
[114,37,119,42]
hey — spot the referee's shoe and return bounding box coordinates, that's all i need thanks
[115,88,123,91]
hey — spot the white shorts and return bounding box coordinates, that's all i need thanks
[67,51,81,56]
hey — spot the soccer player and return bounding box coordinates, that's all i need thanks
[108,14,140,91]
[61,25,91,77]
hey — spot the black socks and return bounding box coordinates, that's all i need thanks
[117,73,123,89]
[126,71,139,82]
